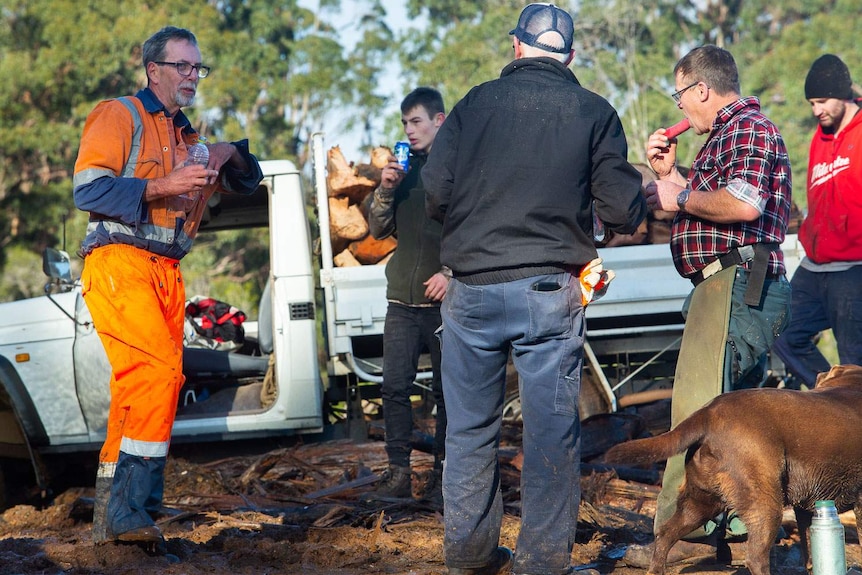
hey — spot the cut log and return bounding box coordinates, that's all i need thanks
[349,234,397,265]
[330,234,352,259]
[370,146,392,169]
[355,163,382,184]
[354,146,392,183]
[327,145,377,203]
[329,196,368,241]
[334,249,361,267]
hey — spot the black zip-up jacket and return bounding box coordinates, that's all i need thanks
[367,152,444,305]
[423,57,646,283]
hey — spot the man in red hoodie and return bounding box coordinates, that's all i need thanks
[772,54,862,387]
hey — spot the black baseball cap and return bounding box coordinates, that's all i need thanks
[509,3,574,54]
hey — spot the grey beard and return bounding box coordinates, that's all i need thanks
[176,90,196,108]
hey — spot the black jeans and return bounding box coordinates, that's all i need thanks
[772,264,862,386]
[381,302,446,468]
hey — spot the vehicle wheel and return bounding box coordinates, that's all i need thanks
[502,368,611,424]
[502,357,521,422]
[502,393,522,423]
[579,367,611,420]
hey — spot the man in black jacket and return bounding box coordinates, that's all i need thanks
[423,4,646,575]
[362,87,449,508]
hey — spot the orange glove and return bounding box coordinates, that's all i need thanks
[579,258,615,306]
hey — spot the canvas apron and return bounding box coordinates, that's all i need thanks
[653,265,736,534]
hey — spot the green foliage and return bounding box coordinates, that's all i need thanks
[0,245,44,301]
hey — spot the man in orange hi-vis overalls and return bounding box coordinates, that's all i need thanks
[73,26,262,553]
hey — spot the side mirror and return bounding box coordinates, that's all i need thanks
[43,248,72,283]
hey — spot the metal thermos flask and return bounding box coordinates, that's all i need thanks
[810,500,846,575]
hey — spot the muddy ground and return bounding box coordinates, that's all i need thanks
[0,416,857,575]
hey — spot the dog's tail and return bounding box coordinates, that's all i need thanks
[604,411,708,466]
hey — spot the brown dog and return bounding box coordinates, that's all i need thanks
[605,364,862,575]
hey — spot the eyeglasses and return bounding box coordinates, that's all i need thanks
[154,61,211,78]
[671,81,699,104]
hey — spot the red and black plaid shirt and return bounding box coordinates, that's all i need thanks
[670,97,792,278]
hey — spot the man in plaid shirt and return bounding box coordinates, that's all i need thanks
[624,45,792,568]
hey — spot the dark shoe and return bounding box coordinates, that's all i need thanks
[115,525,168,556]
[622,540,719,568]
[115,524,164,543]
[448,546,513,575]
[421,467,443,510]
[525,568,600,575]
[362,465,412,500]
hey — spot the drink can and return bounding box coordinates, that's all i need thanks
[394,141,410,171]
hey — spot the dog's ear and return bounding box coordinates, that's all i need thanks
[814,364,862,389]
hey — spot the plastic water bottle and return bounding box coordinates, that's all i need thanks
[810,500,846,575]
[186,142,209,167]
[180,142,209,205]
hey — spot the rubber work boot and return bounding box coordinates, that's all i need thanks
[106,453,166,539]
[421,466,443,511]
[362,465,412,500]
[92,472,113,545]
[622,539,726,568]
[448,546,514,575]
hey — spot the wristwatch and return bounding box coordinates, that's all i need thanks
[676,188,691,211]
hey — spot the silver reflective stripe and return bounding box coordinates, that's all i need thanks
[116,97,142,178]
[84,97,195,257]
[73,167,116,188]
[99,220,193,253]
[72,97,141,188]
[120,436,169,458]
[96,461,117,479]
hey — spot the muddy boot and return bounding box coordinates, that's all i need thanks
[92,466,113,545]
[421,466,443,511]
[362,465,412,500]
[448,546,513,575]
[106,453,166,539]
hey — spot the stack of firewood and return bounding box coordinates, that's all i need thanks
[326,145,399,267]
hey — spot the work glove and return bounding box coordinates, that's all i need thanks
[579,257,615,307]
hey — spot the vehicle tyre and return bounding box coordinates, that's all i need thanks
[579,367,611,420]
[502,368,611,424]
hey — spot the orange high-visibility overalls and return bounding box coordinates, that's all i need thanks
[74,93,211,539]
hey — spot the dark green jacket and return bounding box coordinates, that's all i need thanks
[367,152,444,306]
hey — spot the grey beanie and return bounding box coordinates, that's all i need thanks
[805,54,853,100]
